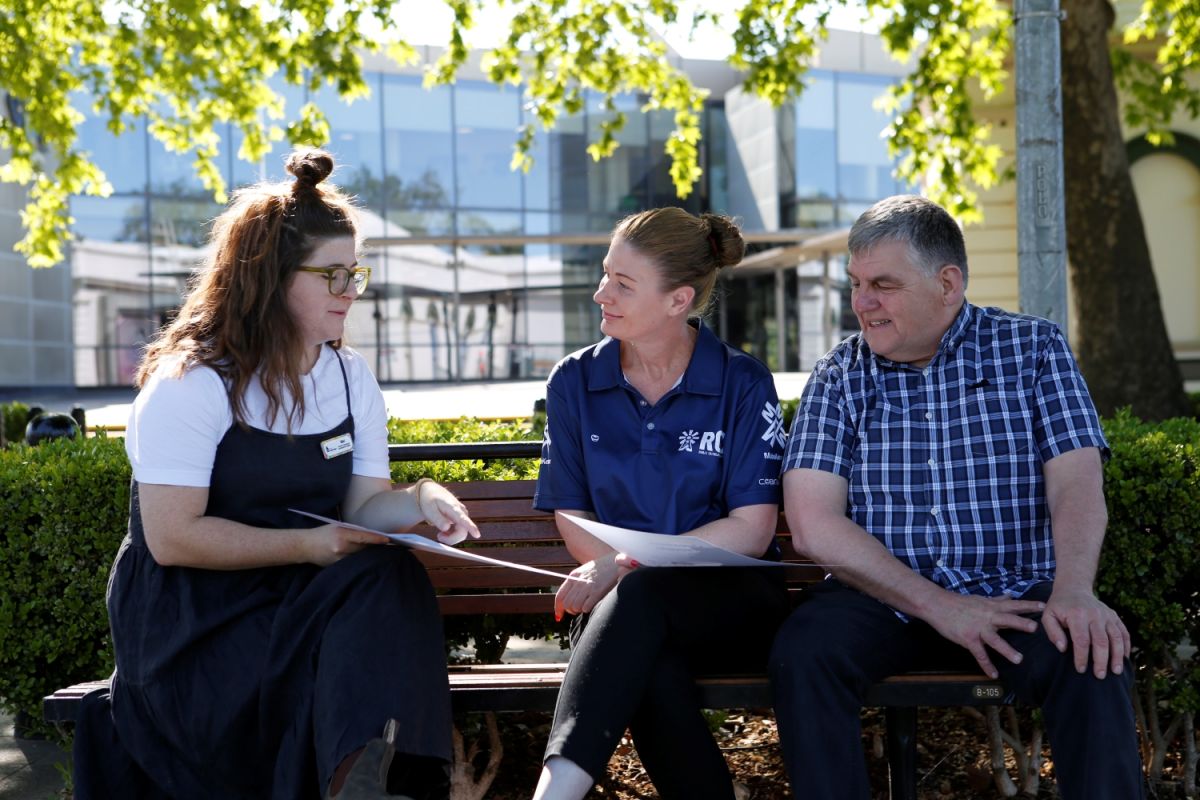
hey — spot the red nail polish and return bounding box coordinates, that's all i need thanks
[630,559,641,568]
[554,613,562,622]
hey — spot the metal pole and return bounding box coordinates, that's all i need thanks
[774,268,787,370]
[1015,0,1069,335]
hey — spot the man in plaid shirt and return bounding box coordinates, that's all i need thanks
[770,195,1143,799]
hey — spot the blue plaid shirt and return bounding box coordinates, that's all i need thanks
[783,303,1108,598]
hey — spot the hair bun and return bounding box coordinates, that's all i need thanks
[702,213,746,269]
[286,149,335,192]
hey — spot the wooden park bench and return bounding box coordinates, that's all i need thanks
[44,441,1011,800]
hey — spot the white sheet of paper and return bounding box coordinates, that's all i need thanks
[562,514,786,568]
[288,509,585,583]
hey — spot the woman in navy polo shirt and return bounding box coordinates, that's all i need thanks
[532,208,791,800]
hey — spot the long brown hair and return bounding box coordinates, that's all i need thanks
[136,149,359,431]
[612,208,744,316]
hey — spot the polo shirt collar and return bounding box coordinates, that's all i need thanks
[586,320,725,396]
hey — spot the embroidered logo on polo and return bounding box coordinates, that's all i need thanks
[761,401,787,450]
[679,429,723,456]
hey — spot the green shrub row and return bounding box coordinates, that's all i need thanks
[1,409,1197,741]
[0,434,131,738]
[1097,410,1200,716]
[1,400,31,446]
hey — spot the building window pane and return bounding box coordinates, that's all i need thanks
[230,80,310,188]
[835,77,895,201]
[382,75,454,218]
[454,83,522,209]
[794,74,837,201]
[75,95,147,194]
[71,196,148,243]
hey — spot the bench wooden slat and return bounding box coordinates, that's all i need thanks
[47,665,1008,720]
[418,545,576,570]
[438,593,555,615]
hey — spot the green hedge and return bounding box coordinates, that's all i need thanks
[1097,409,1200,717]
[0,434,131,738]
[1,400,31,446]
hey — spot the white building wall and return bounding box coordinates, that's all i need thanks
[725,88,780,231]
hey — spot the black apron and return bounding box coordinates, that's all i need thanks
[83,349,452,799]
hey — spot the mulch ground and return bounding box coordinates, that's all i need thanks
[459,706,1068,799]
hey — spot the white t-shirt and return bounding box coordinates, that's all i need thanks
[126,346,391,487]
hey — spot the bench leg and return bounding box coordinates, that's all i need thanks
[884,706,918,800]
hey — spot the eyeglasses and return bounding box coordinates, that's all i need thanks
[296,265,372,296]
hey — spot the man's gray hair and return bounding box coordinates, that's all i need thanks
[847,195,969,287]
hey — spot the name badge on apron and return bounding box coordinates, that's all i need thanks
[320,433,354,460]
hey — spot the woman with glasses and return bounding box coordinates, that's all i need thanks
[88,149,474,800]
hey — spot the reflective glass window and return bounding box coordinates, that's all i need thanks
[385,208,454,237]
[74,94,147,194]
[455,82,522,209]
[794,74,837,200]
[71,196,149,243]
[150,197,224,248]
[147,104,210,197]
[230,80,310,188]
[836,76,897,201]
[383,75,454,213]
[523,128,553,211]
[312,75,385,212]
[706,104,730,214]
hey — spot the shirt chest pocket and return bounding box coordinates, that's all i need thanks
[963,382,1034,459]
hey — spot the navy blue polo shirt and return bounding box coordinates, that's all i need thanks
[534,321,786,551]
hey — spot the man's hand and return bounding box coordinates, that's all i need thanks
[925,593,1047,679]
[1042,587,1130,679]
[553,553,638,621]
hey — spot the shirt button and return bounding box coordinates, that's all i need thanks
[639,400,647,406]
[930,507,940,516]
[924,412,932,421]
[935,559,945,567]
[646,422,655,430]
[927,458,936,467]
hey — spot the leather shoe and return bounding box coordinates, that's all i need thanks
[326,719,411,799]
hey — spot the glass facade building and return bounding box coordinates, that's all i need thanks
[56,50,910,389]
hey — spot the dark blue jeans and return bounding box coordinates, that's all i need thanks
[769,580,1145,800]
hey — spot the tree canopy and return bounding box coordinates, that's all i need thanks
[1,0,1195,415]
[0,0,1191,262]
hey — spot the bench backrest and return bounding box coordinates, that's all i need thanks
[415,479,825,616]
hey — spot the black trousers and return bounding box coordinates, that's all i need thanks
[769,580,1145,800]
[545,567,790,800]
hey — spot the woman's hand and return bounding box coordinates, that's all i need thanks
[414,479,481,545]
[553,552,640,621]
[301,523,391,567]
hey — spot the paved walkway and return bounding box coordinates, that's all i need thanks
[0,710,68,800]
